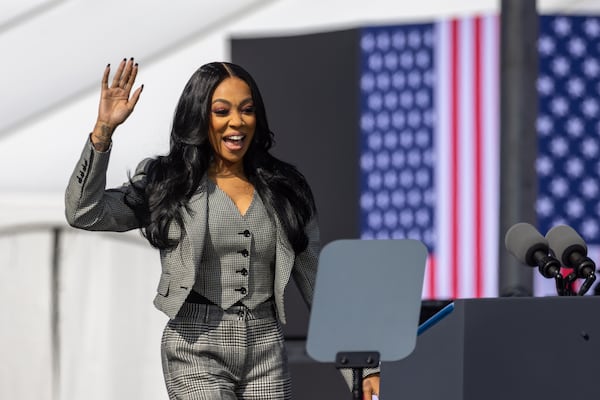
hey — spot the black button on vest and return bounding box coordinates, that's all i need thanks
[235,287,247,295]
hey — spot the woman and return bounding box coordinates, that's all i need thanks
[65,58,379,399]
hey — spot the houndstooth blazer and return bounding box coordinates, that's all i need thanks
[65,139,320,324]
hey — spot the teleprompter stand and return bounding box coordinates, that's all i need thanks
[306,239,428,400]
[335,351,380,399]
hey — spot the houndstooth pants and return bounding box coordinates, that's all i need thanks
[161,301,291,400]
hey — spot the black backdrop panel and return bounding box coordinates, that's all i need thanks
[231,29,361,247]
[232,29,361,399]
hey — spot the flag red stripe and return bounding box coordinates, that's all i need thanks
[428,255,436,298]
[474,16,484,298]
[450,19,460,299]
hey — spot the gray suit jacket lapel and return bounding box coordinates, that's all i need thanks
[182,177,209,274]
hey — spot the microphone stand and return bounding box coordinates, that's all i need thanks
[554,273,567,296]
[577,273,596,296]
[553,271,597,296]
[562,271,578,296]
[594,271,600,295]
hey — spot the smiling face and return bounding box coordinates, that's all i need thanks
[208,76,256,173]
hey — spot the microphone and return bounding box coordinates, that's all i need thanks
[505,222,562,279]
[545,225,596,279]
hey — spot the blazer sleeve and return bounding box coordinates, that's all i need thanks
[64,137,149,232]
[290,216,320,309]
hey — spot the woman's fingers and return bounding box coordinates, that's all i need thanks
[110,57,136,89]
[119,58,135,88]
[110,58,127,88]
[128,84,144,109]
[124,61,138,92]
[362,375,380,400]
[101,64,110,90]
[104,58,138,94]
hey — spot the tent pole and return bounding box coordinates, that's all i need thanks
[499,0,539,296]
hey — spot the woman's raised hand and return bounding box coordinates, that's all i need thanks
[92,58,143,151]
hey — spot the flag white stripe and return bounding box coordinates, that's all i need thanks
[459,17,476,298]
[483,14,500,297]
[435,19,452,299]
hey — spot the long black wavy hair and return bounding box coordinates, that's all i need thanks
[126,62,316,254]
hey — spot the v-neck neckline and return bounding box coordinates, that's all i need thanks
[211,179,256,218]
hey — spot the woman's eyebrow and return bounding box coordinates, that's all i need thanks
[212,97,253,105]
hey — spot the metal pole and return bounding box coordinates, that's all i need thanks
[51,227,61,400]
[499,0,539,296]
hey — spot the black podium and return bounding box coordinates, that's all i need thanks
[381,296,600,400]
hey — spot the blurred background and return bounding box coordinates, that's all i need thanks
[2,0,600,399]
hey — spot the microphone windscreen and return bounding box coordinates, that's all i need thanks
[545,224,587,265]
[505,222,549,266]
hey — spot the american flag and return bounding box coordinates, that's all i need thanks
[359,16,500,300]
[535,15,600,296]
[359,14,600,299]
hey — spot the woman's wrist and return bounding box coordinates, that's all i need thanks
[91,121,115,151]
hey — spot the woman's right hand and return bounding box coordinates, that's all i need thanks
[92,58,143,151]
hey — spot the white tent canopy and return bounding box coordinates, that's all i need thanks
[1,0,596,218]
